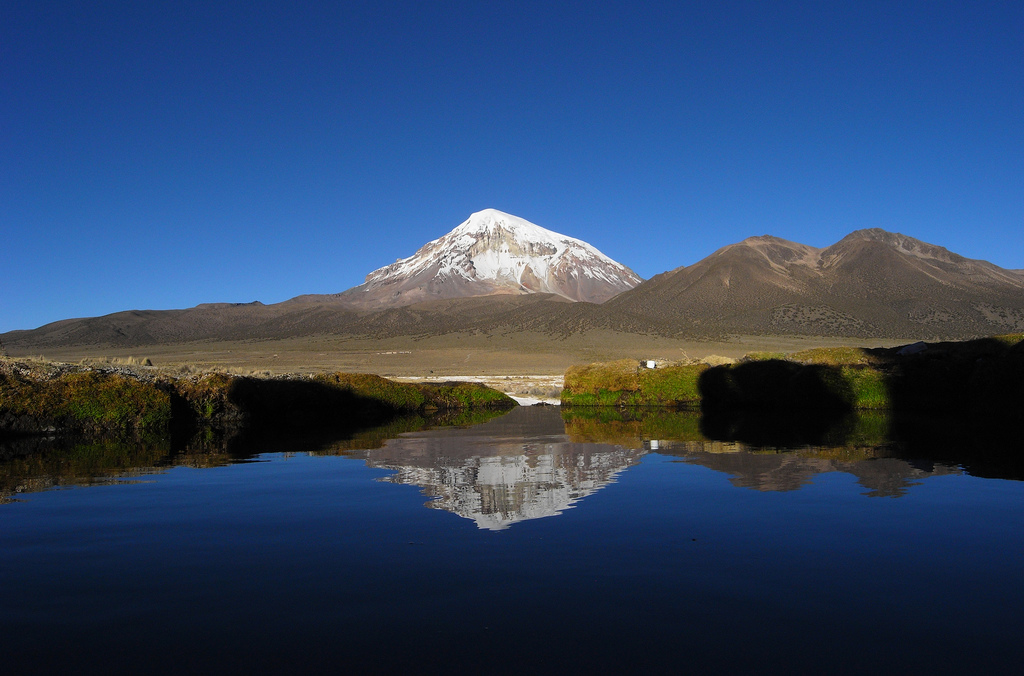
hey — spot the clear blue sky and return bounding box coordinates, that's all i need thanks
[3,1,1021,333]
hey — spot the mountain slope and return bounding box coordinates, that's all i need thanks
[325,209,642,309]
[4,227,1022,350]
[605,229,1024,338]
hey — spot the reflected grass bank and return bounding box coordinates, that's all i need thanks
[562,405,1024,483]
[0,406,512,503]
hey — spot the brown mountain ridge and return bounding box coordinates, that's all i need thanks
[4,228,1023,350]
[601,228,1024,339]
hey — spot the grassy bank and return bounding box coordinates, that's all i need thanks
[562,359,707,408]
[561,334,1024,413]
[0,358,516,439]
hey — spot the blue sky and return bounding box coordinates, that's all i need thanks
[3,1,1022,333]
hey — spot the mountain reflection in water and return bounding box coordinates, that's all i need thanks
[332,403,1023,526]
[654,439,960,497]
[3,404,1020,514]
[562,405,1024,492]
[3,403,1023,674]
[357,406,645,529]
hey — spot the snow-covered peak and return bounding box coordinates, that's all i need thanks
[451,208,589,254]
[338,209,642,308]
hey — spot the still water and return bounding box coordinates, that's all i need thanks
[2,406,1022,674]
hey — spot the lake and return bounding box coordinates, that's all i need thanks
[2,406,1022,674]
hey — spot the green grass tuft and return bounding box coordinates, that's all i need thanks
[314,372,429,411]
[562,360,706,408]
[743,351,787,362]
[0,370,171,436]
[841,366,890,409]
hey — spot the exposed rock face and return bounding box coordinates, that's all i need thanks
[333,208,642,309]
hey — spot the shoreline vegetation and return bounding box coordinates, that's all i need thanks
[4,334,1024,501]
[3,333,1022,443]
[0,358,516,440]
[561,334,1024,415]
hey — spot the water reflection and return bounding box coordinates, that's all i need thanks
[3,404,1021,511]
[354,406,644,529]
[657,441,960,497]
[0,409,512,503]
[562,407,1023,496]
[0,436,173,503]
[4,406,1022,674]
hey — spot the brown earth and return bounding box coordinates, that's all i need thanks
[601,229,1024,339]
[4,228,1020,367]
[6,331,910,378]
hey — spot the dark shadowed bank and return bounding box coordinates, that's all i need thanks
[0,359,516,441]
[561,335,1024,467]
[562,334,1024,415]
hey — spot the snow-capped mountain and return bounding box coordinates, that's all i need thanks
[335,208,642,309]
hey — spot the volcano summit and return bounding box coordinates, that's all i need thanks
[331,209,642,309]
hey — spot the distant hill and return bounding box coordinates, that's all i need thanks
[600,229,1024,339]
[4,227,1023,350]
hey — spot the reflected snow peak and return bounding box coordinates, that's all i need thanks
[363,407,645,530]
